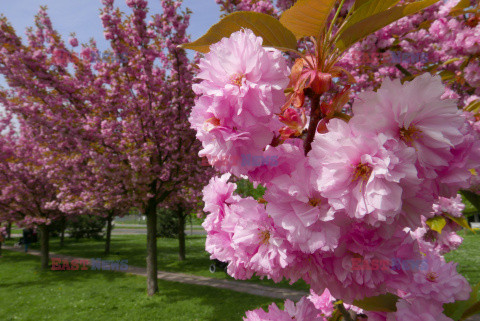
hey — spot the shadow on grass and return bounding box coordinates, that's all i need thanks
[7,234,308,291]
[0,250,134,288]
[0,250,279,321]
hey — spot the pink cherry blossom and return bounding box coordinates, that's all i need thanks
[432,195,465,218]
[388,298,454,321]
[264,159,339,253]
[189,29,289,176]
[244,297,327,321]
[406,252,470,303]
[351,74,465,178]
[307,289,335,317]
[309,119,420,225]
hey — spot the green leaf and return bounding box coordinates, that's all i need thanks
[279,0,337,39]
[442,58,461,66]
[426,216,447,234]
[352,0,371,11]
[353,293,399,312]
[464,100,480,114]
[460,190,480,212]
[462,301,480,320]
[336,0,440,52]
[343,0,400,32]
[440,69,456,81]
[446,214,475,233]
[444,300,472,321]
[444,282,480,321]
[450,0,472,16]
[181,11,297,53]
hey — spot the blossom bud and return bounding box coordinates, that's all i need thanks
[310,72,332,95]
[69,37,78,47]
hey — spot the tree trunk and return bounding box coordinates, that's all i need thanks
[0,241,2,256]
[105,211,113,255]
[146,197,158,296]
[189,214,193,235]
[60,217,66,248]
[6,222,11,240]
[39,224,50,270]
[177,207,186,261]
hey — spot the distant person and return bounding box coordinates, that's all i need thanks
[31,229,38,243]
[22,228,33,253]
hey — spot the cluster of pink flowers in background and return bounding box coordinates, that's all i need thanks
[337,0,480,107]
[412,195,466,255]
[190,29,480,320]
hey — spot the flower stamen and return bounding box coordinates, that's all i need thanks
[400,125,421,143]
[426,271,438,283]
[353,163,372,182]
[203,117,220,132]
[308,198,322,207]
[230,73,245,87]
[258,229,270,245]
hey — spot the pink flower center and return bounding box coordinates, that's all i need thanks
[204,117,221,132]
[258,229,271,245]
[308,198,322,207]
[426,271,438,282]
[400,125,421,143]
[424,230,437,242]
[230,73,245,87]
[353,163,372,182]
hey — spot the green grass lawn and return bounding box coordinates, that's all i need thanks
[4,234,309,291]
[0,250,282,321]
[112,225,147,229]
[5,230,477,296]
[445,231,480,286]
[2,231,479,320]
[10,228,22,234]
[113,225,204,230]
[113,219,146,225]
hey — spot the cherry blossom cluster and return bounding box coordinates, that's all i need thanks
[336,0,480,107]
[190,29,479,320]
[0,125,62,229]
[0,0,212,279]
[412,195,466,255]
[217,0,480,111]
[215,0,278,16]
[245,289,363,320]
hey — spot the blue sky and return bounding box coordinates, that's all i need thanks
[0,0,221,52]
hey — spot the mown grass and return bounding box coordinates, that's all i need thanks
[5,230,477,295]
[4,234,309,291]
[0,250,282,321]
[445,232,480,286]
[113,225,203,230]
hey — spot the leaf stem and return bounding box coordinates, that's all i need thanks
[326,0,347,42]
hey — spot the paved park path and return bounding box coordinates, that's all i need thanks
[2,246,307,301]
[10,225,206,237]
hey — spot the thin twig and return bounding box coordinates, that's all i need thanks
[303,93,322,155]
[337,302,355,321]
